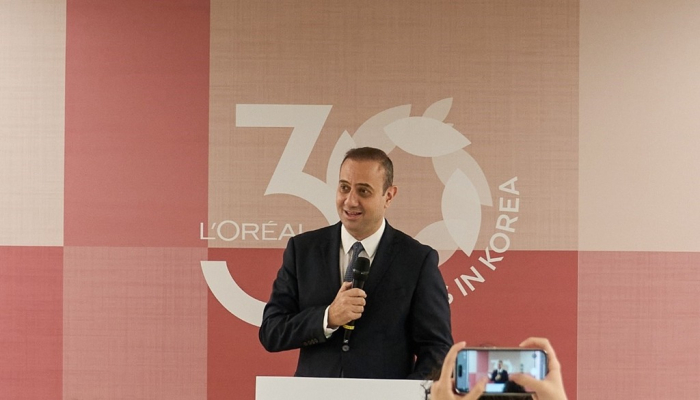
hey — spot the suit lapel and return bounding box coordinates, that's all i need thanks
[324,223,343,291]
[363,222,397,297]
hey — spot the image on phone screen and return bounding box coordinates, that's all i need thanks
[455,348,547,394]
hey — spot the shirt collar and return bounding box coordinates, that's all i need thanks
[340,219,385,260]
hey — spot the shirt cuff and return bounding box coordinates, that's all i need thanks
[323,306,338,338]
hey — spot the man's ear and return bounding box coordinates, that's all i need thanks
[384,186,397,207]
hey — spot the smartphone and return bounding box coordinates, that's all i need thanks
[454,347,547,395]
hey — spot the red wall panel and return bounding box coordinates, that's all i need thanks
[0,246,63,399]
[64,0,210,247]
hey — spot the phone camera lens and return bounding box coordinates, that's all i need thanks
[458,365,463,377]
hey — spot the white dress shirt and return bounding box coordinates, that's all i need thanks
[322,220,386,337]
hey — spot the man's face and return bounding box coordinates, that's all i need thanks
[336,159,396,241]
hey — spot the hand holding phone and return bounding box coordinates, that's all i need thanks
[509,337,569,400]
[431,338,568,400]
[430,342,486,400]
[454,346,548,395]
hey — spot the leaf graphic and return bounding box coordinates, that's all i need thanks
[432,149,493,206]
[423,98,453,121]
[385,117,470,157]
[353,104,411,153]
[441,169,482,256]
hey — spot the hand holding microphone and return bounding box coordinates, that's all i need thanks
[341,257,370,351]
[327,256,370,330]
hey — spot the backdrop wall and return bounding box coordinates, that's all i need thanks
[1,1,698,399]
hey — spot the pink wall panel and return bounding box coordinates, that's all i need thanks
[63,246,208,399]
[579,251,700,399]
[0,246,63,399]
[64,0,209,247]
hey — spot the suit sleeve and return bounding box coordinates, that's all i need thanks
[258,237,329,352]
[407,248,453,379]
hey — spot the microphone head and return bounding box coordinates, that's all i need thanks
[352,256,370,282]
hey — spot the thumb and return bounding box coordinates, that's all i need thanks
[468,377,487,398]
[339,281,353,292]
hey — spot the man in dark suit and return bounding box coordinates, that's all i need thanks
[259,147,453,379]
[491,360,509,383]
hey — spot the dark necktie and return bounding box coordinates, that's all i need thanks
[343,241,364,282]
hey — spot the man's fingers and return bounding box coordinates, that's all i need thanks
[344,288,367,298]
[338,281,353,292]
[348,305,364,315]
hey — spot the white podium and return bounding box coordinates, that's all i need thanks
[256,376,429,400]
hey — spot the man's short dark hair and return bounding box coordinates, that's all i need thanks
[342,147,394,193]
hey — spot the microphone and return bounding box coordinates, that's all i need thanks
[342,256,370,352]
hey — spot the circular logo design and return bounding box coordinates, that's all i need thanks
[343,97,492,264]
[203,98,492,325]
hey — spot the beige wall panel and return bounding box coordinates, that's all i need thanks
[0,1,65,246]
[580,0,700,251]
[210,0,579,251]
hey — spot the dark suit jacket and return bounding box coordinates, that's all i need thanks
[259,221,453,379]
[491,369,509,383]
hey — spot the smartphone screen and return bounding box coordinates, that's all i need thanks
[455,348,547,394]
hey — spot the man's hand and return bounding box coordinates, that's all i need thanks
[327,281,367,328]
